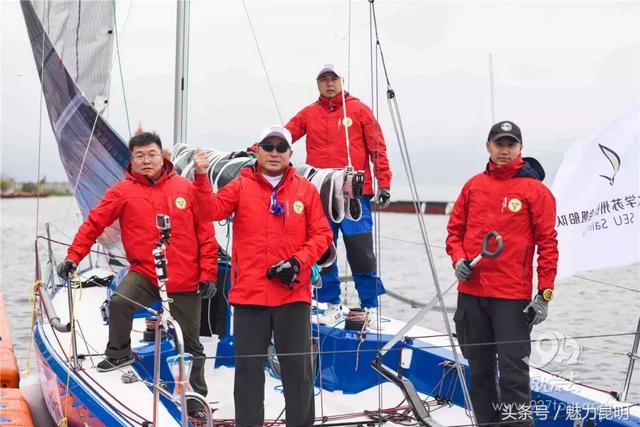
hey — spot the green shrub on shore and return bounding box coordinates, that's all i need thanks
[1,176,72,196]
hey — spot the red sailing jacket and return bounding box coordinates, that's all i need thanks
[66,160,218,293]
[193,166,333,307]
[285,93,392,196]
[446,156,558,300]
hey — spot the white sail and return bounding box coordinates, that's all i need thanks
[33,0,114,107]
[552,106,640,279]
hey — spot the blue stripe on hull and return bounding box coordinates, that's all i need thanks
[34,321,140,426]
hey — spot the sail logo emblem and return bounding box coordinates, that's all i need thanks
[293,201,304,214]
[598,144,621,186]
[500,122,512,132]
[175,197,187,209]
[508,198,522,212]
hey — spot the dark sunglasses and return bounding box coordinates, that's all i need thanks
[259,142,290,153]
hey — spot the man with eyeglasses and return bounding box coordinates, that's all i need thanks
[284,64,392,328]
[57,131,218,421]
[192,125,333,427]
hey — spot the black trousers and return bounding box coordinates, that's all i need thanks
[454,293,533,427]
[107,271,207,411]
[233,302,314,427]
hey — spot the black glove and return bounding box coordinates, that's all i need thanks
[454,259,473,281]
[524,295,548,326]
[267,257,300,289]
[197,281,217,299]
[375,188,391,209]
[56,259,77,278]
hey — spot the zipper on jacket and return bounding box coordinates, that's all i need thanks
[520,246,529,283]
[501,196,507,213]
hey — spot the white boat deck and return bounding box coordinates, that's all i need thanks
[39,277,639,426]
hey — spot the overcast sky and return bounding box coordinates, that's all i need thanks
[1,0,638,200]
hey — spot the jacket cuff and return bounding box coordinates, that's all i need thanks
[66,253,81,265]
[198,273,217,283]
[194,173,211,190]
[537,282,555,291]
[377,179,391,190]
[450,251,467,267]
[291,253,308,271]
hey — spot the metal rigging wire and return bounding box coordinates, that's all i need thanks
[367,0,477,423]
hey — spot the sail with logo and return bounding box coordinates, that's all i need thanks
[552,106,639,279]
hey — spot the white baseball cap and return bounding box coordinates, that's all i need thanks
[316,63,341,79]
[258,125,292,145]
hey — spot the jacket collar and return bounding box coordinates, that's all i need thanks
[485,155,523,180]
[126,158,175,186]
[317,91,350,112]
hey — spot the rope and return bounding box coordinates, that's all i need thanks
[366,1,386,417]
[59,271,82,427]
[312,291,326,422]
[23,280,42,375]
[573,274,639,293]
[35,0,47,242]
[112,0,132,138]
[347,0,352,91]
[241,0,283,124]
[37,235,128,261]
[198,331,639,361]
[367,0,476,421]
[183,0,192,144]
[339,79,353,169]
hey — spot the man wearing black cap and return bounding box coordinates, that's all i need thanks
[446,121,558,426]
[285,64,392,328]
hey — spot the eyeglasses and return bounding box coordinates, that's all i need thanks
[132,151,161,161]
[259,142,290,153]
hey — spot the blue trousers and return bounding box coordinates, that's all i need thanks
[317,197,385,308]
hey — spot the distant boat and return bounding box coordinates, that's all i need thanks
[372,200,452,215]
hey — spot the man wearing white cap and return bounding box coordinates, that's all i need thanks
[285,64,392,327]
[192,125,333,426]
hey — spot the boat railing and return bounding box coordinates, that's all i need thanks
[34,238,72,335]
[152,315,212,427]
[36,227,212,426]
[621,316,639,402]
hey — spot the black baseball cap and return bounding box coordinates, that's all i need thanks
[488,121,522,144]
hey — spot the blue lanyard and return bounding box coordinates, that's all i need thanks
[270,191,285,216]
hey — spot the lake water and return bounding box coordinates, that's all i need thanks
[1,196,638,403]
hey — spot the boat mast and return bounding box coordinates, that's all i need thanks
[489,53,496,123]
[173,0,190,146]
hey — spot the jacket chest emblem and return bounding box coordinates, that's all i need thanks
[175,197,187,209]
[337,117,353,129]
[507,198,522,212]
[293,201,304,214]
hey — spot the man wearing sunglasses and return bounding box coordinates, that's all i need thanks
[284,64,392,328]
[192,125,333,427]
